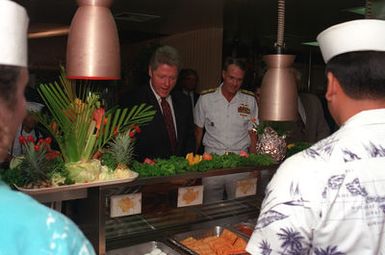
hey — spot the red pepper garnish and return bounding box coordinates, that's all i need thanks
[45,150,60,160]
[129,131,135,138]
[113,127,119,137]
[240,150,249,158]
[134,125,141,134]
[27,135,34,143]
[143,158,156,165]
[92,106,105,130]
[34,145,40,151]
[45,137,52,144]
[18,136,26,144]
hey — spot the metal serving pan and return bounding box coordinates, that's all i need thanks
[230,217,258,238]
[107,241,181,255]
[231,222,255,238]
[170,226,248,255]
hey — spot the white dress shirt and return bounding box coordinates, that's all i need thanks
[150,82,178,137]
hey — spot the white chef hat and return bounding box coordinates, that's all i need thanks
[317,19,385,63]
[26,101,44,113]
[0,0,29,67]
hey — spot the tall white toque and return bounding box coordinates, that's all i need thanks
[317,19,385,63]
[0,0,29,67]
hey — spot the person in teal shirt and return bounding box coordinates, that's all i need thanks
[0,1,95,254]
[0,181,95,254]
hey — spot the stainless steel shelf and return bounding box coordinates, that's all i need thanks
[105,196,262,251]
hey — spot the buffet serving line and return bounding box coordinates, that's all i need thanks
[20,165,277,255]
[1,68,294,254]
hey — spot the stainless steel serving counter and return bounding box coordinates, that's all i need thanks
[22,166,277,255]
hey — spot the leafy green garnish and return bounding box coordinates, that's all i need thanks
[132,153,275,177]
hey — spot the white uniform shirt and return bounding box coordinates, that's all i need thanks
[194,85,258,155]
[246,109,385,255]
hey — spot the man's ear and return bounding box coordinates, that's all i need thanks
[148,66,152,77]
[325,72,338,102]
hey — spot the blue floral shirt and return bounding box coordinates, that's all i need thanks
[0,181,95,255]
[247,109,385,255]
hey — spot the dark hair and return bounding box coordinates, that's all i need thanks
[326,51,385,99]
[223,57,246,72]
[175,68,199,90]
[149,45,181,71]
[0,64,21,106]
[179,68,198,81]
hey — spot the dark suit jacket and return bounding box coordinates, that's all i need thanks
[299,93,330,143]
[192,92,200,106]
[120,84,195,161]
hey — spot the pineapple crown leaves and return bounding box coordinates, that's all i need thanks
[19,142,52,185]
[106,133,135,167]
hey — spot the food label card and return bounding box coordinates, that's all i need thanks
[177,185,203,207]
[235,178,257,198]
[110,193,142,217]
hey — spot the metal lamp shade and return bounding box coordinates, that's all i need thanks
[66,0,120,80]
[259,54,298,121]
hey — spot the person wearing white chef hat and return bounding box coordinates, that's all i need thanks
[7,101,45,158]
[246,19,385,255]
[0,0,95,254]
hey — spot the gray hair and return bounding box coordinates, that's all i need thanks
[149,45,181,71]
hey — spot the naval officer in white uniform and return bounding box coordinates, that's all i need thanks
[194,57,258,203]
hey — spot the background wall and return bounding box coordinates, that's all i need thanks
[160,28,223,92]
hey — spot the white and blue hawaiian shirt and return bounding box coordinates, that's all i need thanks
[0,181,95,255]
[247,109,385,255]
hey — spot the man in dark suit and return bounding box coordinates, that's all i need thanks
[121,46,195,161]
[176,68,200,109]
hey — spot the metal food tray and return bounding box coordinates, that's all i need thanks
[230,222,255,238]
[230,217,258,238]
[107,241,181,255]
[170,226,248,255]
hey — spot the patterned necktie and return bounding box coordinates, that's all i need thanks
[161,97,177,153]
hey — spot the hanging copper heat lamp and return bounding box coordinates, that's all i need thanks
[259,0,297,121]
[66,0,120,80]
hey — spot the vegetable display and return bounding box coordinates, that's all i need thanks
[132,152,275,177]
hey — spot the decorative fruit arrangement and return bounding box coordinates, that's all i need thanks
[1,68,156,189]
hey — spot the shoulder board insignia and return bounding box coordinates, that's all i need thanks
[240,89,256,97]
[200,88,216,95]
